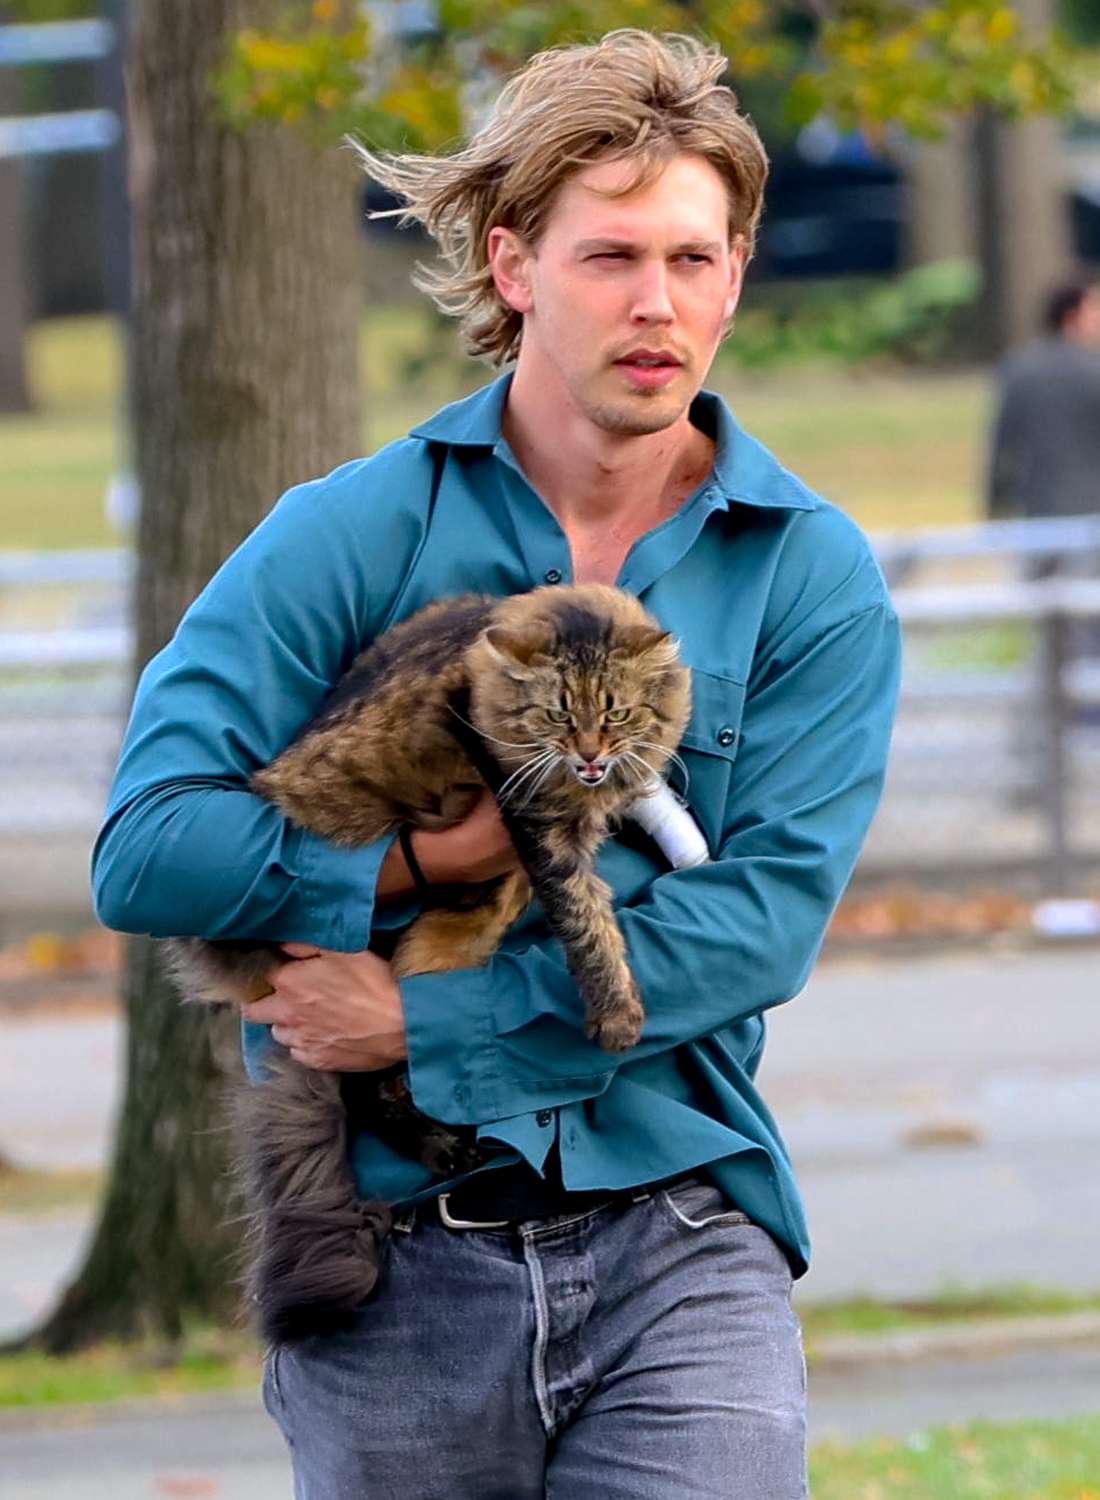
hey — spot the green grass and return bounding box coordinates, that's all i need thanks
[0,1165,102,1216]
[0,1332,260,1408]
[799,1284,1100,1352]
[2,1340,1098,1500]
[0,311,992,549]
[809,1415,1100,1499]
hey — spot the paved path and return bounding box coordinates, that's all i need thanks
[2,945,1099,1338]
[764,943,1100,1302]
[1,946,1098,1492]
[2,1344,1099,1499]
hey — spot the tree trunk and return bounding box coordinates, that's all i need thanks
[0,61,32,413]
[26,0,362,1354]
[902,119,974,269]
[970,0,1072,357]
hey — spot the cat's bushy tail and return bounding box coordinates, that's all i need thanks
[236,1056,392,1343]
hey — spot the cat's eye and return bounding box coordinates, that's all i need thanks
[546,708,572,724]
[605,707,631,724]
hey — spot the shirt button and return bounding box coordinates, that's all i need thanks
[717,725,737,747]
[544,568,563,585]
[536,1109,553,1127]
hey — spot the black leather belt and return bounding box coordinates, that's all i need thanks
[430,1162,695,1229]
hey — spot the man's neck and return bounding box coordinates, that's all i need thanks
[502,366,715,534]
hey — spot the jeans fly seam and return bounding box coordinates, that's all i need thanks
[521,1232,555,1436]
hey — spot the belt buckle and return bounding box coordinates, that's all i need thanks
[436,1193,511,1230]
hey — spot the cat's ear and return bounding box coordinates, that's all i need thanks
[614,626,680,667]
[480,625,552,679]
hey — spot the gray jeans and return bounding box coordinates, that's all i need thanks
[262,1176,808,1499]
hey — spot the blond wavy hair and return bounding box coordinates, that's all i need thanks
[352,30,769,366]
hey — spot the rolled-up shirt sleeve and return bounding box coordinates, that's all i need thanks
[403,597,901,1125]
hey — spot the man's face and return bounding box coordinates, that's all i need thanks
[494,153,745,437]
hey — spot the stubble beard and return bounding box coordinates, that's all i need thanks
[580,367,692,438]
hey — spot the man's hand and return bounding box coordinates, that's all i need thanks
[418,788,522,884]
[241,943,407,1072]
[377,787,522,901]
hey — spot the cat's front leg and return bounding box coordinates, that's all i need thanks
[510,813,644,1053]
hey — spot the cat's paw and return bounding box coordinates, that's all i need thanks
[586,1001,644,1053]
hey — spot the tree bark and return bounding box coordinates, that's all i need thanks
[970,0,1072,357]
[903,120,974,269]
[0,61,32,413]
[25,0,362,1354]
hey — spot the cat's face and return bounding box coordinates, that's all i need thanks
[472,615,691,803]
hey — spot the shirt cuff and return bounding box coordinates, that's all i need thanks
[296,826,401,951]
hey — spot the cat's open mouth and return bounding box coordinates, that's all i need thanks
[573,763,609,786]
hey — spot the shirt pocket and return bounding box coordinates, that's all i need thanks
[676,667,747,855]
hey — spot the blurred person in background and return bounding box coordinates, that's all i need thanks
[987,278,1100,733]
[987,278,1100,524]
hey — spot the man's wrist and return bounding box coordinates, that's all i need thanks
[409,824,457,885]
[398,824,433,900]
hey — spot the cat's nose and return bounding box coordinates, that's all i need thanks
[576,738,602,763]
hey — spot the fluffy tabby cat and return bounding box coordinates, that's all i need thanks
[167,583,692,1342]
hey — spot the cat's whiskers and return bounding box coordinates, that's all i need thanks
[515,752,565,807]
[633,739,690,796]
[498,749,558,804]
[446,703,541,752]
[497,749,556,800]
[620,750,658,791]
[496,747,551,792]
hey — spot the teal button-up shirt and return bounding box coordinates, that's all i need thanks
[93,374,901,1277]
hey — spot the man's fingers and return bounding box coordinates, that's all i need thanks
[281,942,322,959]
[241,996,293,1026]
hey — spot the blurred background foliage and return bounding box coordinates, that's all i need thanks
[215,0,1082,148]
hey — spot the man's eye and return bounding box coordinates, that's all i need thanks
[605,707,631,724]
[546,708,572,724]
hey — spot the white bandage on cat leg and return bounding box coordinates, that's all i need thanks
[625,779,710,869]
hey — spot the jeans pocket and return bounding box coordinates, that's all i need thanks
[659,1177,753,1231]
[262,1344,285,1418]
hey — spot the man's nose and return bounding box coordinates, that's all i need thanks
[629,261,674,323]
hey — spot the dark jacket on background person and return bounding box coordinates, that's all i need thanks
[988,337,1100,520]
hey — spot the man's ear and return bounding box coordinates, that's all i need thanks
[487,226,535,316]
[723,239,747,325]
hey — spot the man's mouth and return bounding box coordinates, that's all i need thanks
[613,351,683,389]
[615,350,682,368]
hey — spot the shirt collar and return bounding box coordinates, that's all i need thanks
[409,372,819,514]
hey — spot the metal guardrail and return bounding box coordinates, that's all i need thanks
[874,514,1100,568]
[0,19,120,162]
[4,513,1097,588]
[1,520,1099,893]
[0,21,115,65]
[0,549,131,586]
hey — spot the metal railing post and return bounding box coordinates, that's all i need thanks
[1037,604,1072,897]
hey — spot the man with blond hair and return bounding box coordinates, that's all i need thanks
[94,29,900,1499]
